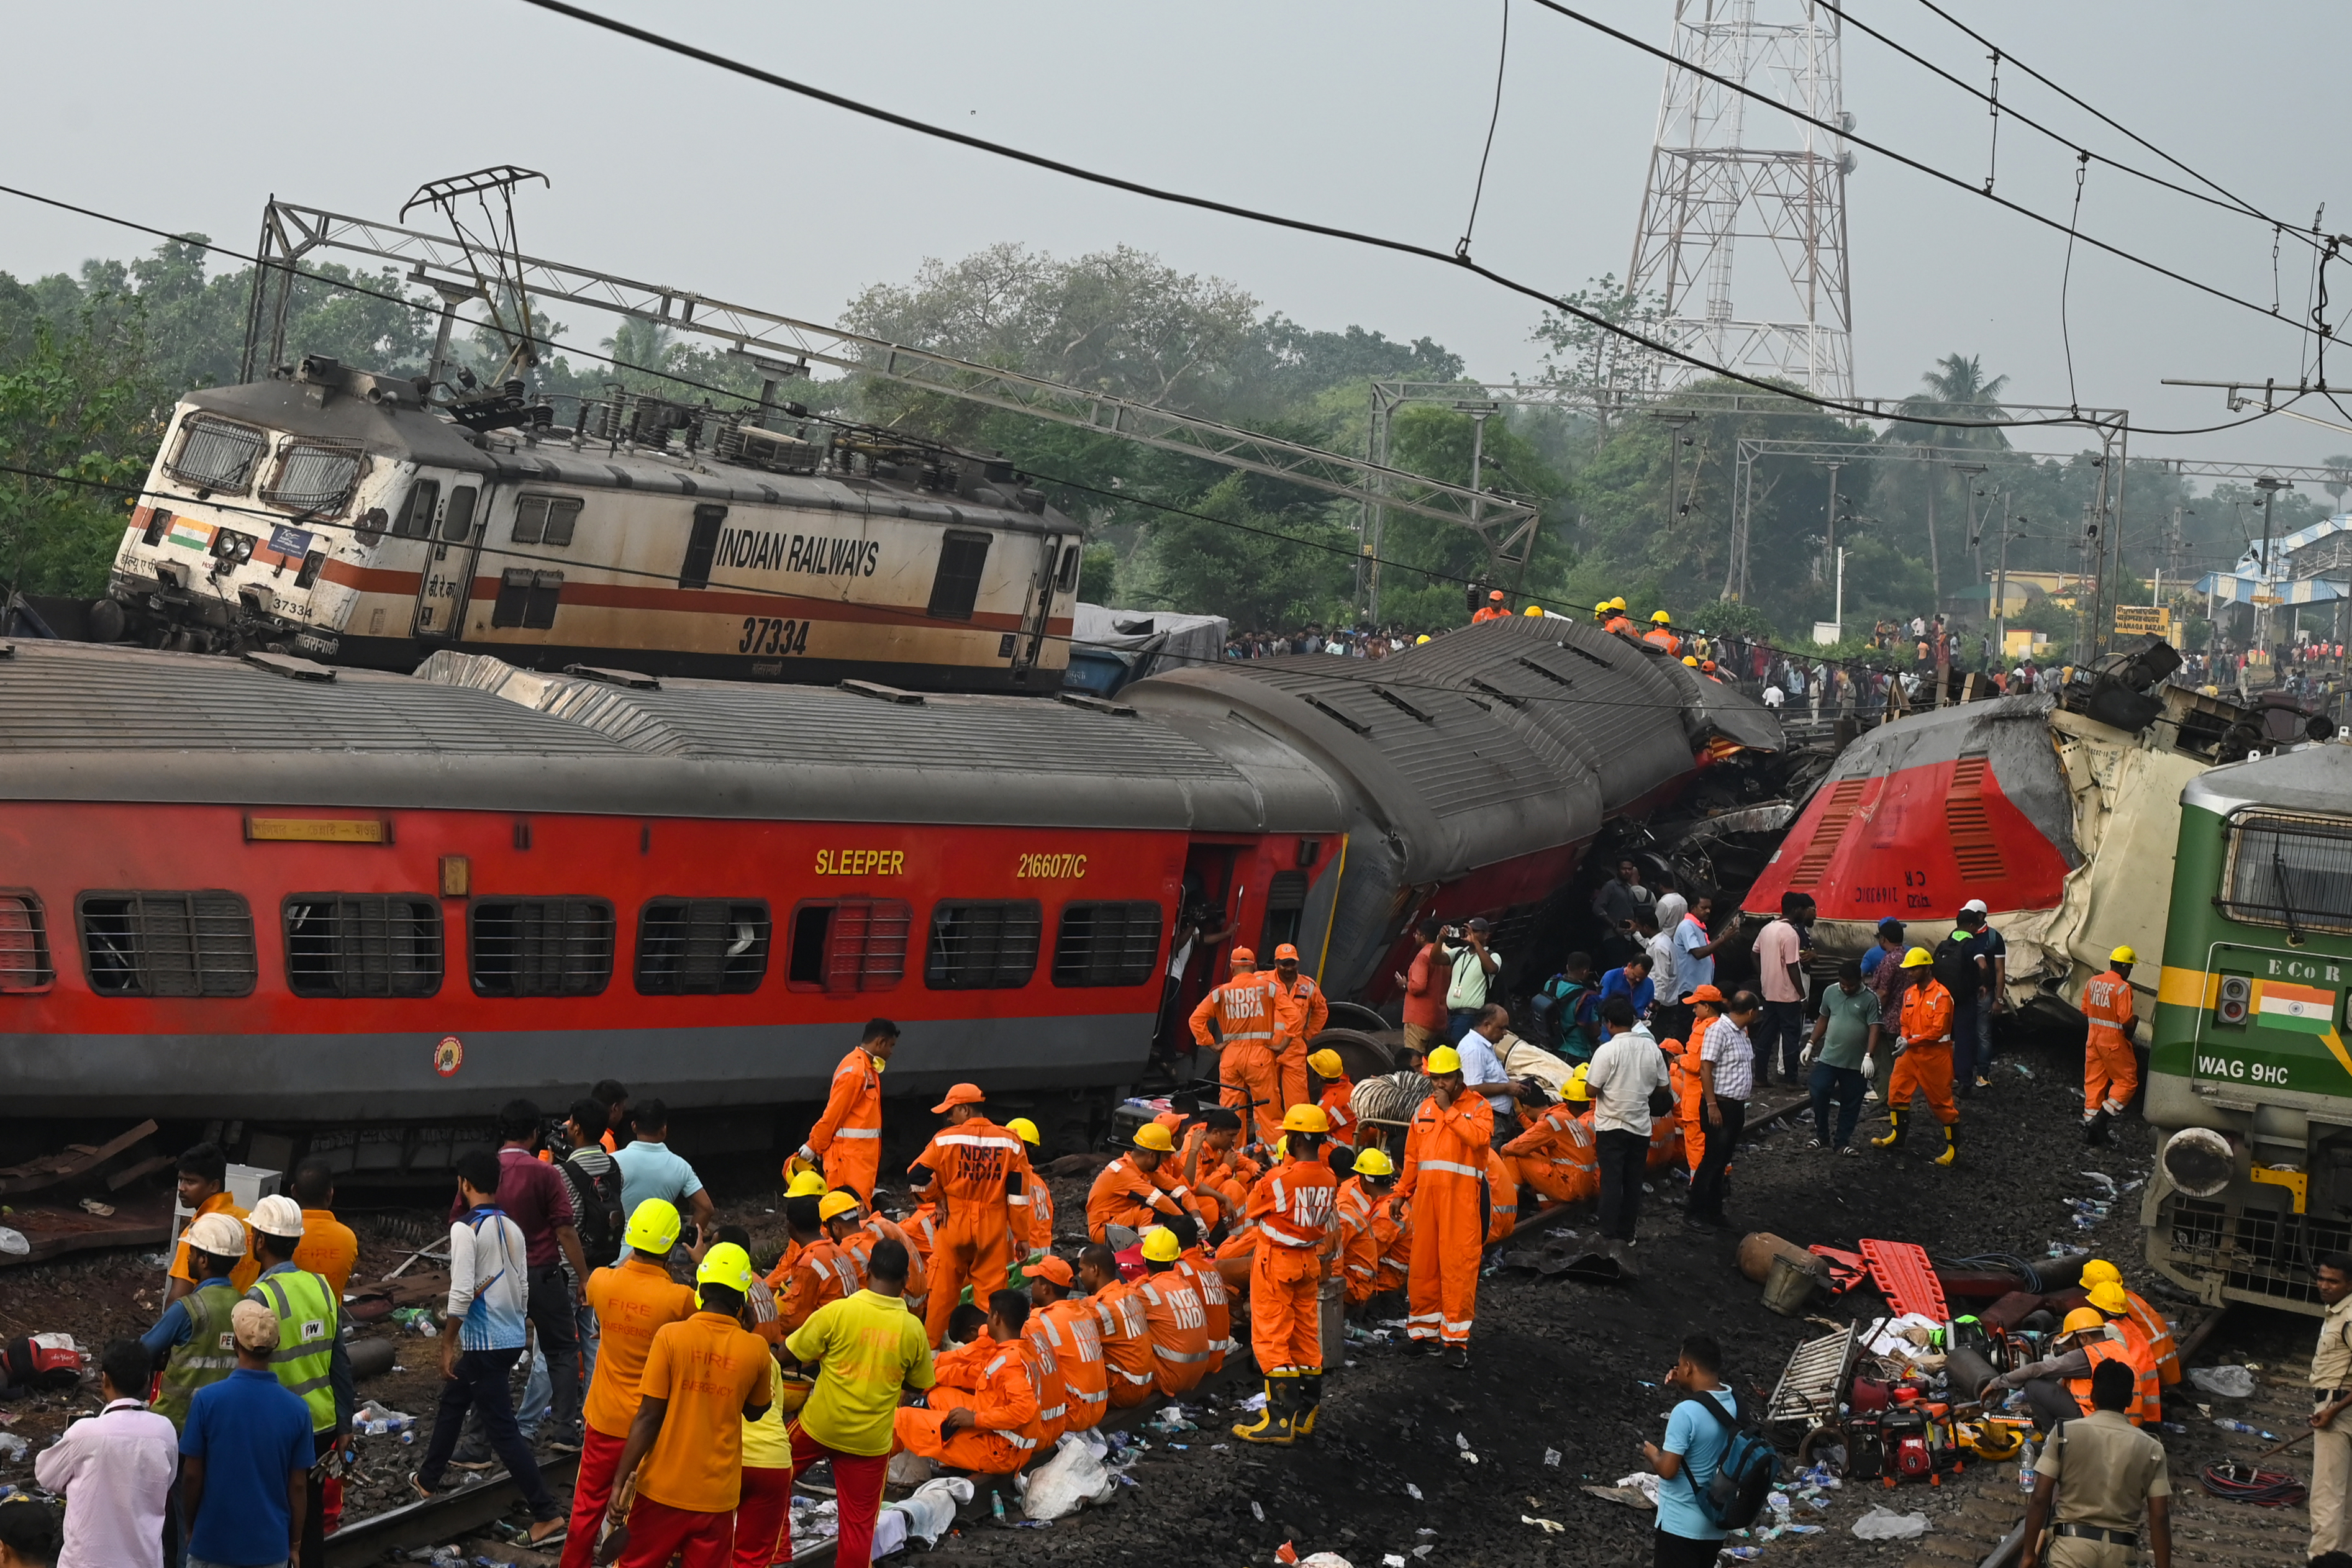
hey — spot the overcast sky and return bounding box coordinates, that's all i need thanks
[10,1,2351,482]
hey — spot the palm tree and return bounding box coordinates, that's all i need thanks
[2323,455,2352,513]
[601,319,680,392]
[1892,354,2014,607]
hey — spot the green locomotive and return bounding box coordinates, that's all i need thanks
[2147,742,2352,1315]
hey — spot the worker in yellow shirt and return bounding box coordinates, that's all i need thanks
[784,1240,935,1567]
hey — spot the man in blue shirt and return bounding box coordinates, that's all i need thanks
[611,1099,715,1261]
[1644,1333,1738,1566]
[1671,897,1721,994]
[180,1299,314,1568]
[1600,953,1656,1020]
[1857,918,1905,983]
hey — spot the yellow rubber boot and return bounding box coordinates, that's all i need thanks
[1871,1109,1906,1150]
[1933,1122,1957,1167]
[1292,1372,1323,1439]
[1232,1374,1294,1446]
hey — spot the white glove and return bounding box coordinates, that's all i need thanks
[1859,1053,1874,1079]
[1799,1042,1815,1070]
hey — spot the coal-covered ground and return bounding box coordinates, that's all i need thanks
[0,1033,2322,1567]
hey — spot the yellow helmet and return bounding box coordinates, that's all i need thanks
[2086,1280,2128,1315]
[1610,597,1627,611]
[1351,1145,1396,1178]
[2110,945,2138,965]
[1307,1048,1345,1079]
[1901,946,1935,968]
[1524,604,1545,617]
[1131,1122,1176,1154]
[2061,1306,2106,1336]
[1274,1135,1289,1160]
[819,1190,861,1223]
[785,1171,827,1198]
[2079,1259,2122,1287]
[1594,600,1611,615]
[1651,609,1673,624]
[1682,655,1699,667]
[1425,1044,1464,1074]
[1282,1103,1332,1135]
[1140,1226,1183,1263]
[1415,634,1432,645]
[696,1241,754,1304]
[1006,1117,1042,1147]
[1564,1064,1592,1103]
[622,1198,683,1256]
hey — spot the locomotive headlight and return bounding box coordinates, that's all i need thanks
[2216,974,2251,1026]
[233,533,255,563]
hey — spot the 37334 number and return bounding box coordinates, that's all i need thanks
[738,617,810,656]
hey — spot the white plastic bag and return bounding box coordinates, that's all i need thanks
[878,1475,972,1551]
[1851,1506,1929,1541]
[1024,1433,1117,1520]
[1299,1556,1355,1568]
[0,1228,27,1258]
[2190,1365,2257,1398]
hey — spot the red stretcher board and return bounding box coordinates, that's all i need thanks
[1858,1238,1948,1320]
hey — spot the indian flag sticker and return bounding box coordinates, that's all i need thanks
[165,517,216,552]
[2256,979,2338,1033]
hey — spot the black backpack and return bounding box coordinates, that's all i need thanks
[563,1156,625,1260]
[1683,1390,1780,1531]
[1930,936,1978,1002]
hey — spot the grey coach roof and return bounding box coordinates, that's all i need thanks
[0,641,1340,833]
[2186,741,2352,821]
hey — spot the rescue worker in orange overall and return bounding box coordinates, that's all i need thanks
[1180,1109,1258,1223]
[1027,1256,1107,1434]
[1986,1308,2150,1430]
[1133,1226,1214,1397]
[1486,1148,1520,1242]
[1163,1214,1232,1373]
[1013,1272,1069,1449]
[2079,946,2140,1148]
[1191,949,1283,1146]
[1674,986,1726,1170]
[1501,1070,1599,1204]
[1601,597,1635,637]
[1233,1105,1340,1445]
[891,1290,1043,1475]
[1005,1118,1055,1254]
[2081,1258,2179,1386]
[777,1193,863,1335]
[1471,588,1510,623]
[1077,1244,1158,1409]
[842,1200,929,1316]
[1308,1048,1358,1148]
[1335,1144,1400,1304]
[1086,1123,1204,1242]
[1642,610,1682,657]
[2086,1279,2162,1422]
[791,1017,896,1206]
[1394,1045,1494,1366]
[760,1170,828,1290]
[1874,949,1959,1166]
[1268,943,1331,1115]
[907,1083,1035,1347]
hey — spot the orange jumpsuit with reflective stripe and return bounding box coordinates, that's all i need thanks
[2120,1288,2179,1385]
[1270,974,1331,1113]
[909,1118,1033,1346]
[1501,1103,1597,1205]
[1085,1156,1187,1242]
[2081,968,2138,1117]
[1020,1314,1069,1449]
[1176,1248,1233,1372]
[1646,1111,1679,1173]
[1245,1153,1338,1374]
[843,1215,927,1304]
[1672,1034,1707,1168]
[1192,972,1282,1144]
[1643,627,1683,657]
[1180,1126,1257,1221]
[1090,1282,1158,1409]
[1602,614,1635,636]
[801,1045,884,1203]
[1317,1076,1358,1148]
[1395,1092,1494,1348]
[1037,1298,1107,1432]
[891,1332,1042,1474]
[779,1237,861,1335]
[1486,1149,1519,1243]
[1892,978,1959,1126]
[1335,1177,1384,1303]
[1135,1270,1214,1396]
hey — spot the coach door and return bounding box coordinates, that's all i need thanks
[1013,533,1066,673]
[410,481,481,640]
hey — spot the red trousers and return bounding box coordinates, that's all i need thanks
[733,1464,793,1567]
[560,1423,629,1568]
[617,1495,733,1568]
[1250,1243,1323,1374]
[787,1422,889,1568]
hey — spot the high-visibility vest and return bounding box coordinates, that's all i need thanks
[2066,1337,2150,1425]
[154,1283,242,1430]
[251,1267,339,1433]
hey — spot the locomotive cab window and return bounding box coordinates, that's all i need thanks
[637,899,771,995]
[261,439,365,514]
[788,898,910,994]
[77,891,256,998]
[164,415,266,495]
[927,530,992,620]
[0,892,55,993]
[469,897,614,997]
[442,486,478,543]
[1051,900,1164,988]
[679,504,727,589]
[391,479,440,540]
[283,895,442,999]
[2220,810,2352,936]
[511,494,581,548]
[925,900,1043,990]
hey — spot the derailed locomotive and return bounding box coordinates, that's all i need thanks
[79,356,1083,694]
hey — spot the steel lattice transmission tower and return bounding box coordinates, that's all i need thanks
[1624,0,1856,401]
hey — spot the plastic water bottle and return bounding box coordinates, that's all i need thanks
[2214,1418,2263,1435]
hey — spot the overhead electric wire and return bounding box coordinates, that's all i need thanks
[501,0,2302,439]
[1455,0,1512,261]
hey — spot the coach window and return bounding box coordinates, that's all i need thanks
[1050,900,1164,989]
[283,894,443,999]
[468,897,615,997]
[491,569,564,630]
[1260,870,1307,959]
[391,479,440,541]
[637,899,772,995]
[0,892,55,993]
[76,891,257,998]
[925,900,1042,990]
[510,494,581,548]
[926,530,992,620]
[787,898,910,994]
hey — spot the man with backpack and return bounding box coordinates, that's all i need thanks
[1533,953,1601,1063]
[1643,1333,1773,1566]
[515,1099,628,1448]
[1932,920,1989,1099]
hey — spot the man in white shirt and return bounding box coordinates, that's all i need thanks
[1455,1002,1536,1142]
[34,1338,176,1568]
[1761,684,1784,711]
[1585,997,1670,1249]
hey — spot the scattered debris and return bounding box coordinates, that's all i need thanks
[1521,1515,1564,1533]
[1851,1505,1930,1540]
[2190,1366,2257,1399]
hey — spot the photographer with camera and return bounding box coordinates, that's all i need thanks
[1442,918,1501,1043]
